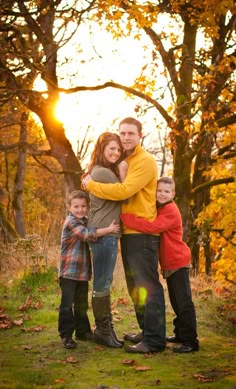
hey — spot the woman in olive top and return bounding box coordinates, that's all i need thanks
[86,132,124,348]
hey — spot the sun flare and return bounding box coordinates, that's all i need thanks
[55,94,78,126]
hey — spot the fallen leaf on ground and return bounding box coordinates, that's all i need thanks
[66,356,77,364]
[116,296,130,305]
[18,296,43,311]
[13,319,24,326]
[111,309,119,315]
[0,314,13,329]
[193,369,230,382]
[122,359,136,365]
[21,325,47,332]
[37,286,47,292]
[22,344,32,350]
[134,366,152,371]
[94,345,105,351]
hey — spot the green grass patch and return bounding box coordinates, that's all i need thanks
[0,269,235,388]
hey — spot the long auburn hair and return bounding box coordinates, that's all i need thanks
[87,132,123,177]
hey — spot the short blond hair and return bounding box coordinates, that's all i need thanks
[158,177,175,191]
[119,117,142,134]
[66,190,89,207]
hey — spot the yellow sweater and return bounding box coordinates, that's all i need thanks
[87,144,158,234]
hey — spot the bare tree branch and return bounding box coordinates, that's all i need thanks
[193,177,235,194]
[42,78,174,125]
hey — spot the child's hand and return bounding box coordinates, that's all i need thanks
[109,219,120,233]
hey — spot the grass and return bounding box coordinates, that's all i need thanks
[0,259,235,389]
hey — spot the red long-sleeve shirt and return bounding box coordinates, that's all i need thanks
[120,201,190,271]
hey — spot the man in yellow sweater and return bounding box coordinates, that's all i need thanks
[82,117,166,353]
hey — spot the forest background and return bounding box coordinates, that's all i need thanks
[0,0,235,284]
[0,1,235,388]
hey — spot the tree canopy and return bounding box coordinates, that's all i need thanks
[0,0,235,281]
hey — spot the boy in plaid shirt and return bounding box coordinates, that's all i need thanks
[58,190,119,349]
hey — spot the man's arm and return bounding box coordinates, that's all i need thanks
[83,157,156,201]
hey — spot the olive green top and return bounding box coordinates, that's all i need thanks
[88,166,121,238]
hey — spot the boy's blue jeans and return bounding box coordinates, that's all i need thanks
[121,234,166,351]
[90,236,118,296]
[58,278,91,339]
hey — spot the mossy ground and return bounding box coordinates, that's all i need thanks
[0,262,235,389]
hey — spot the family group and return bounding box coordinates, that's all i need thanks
[58,117,199,354]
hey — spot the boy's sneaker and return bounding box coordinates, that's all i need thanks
[62,337,77,349]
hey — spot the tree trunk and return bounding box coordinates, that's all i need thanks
[204,238,212,275]
[192,133,213,273]
[172,124,193,243]
[20,93,83,194]
[12,114,27,237]
[42,117,83,194]
[0,203,18,242]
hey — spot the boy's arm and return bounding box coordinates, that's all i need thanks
[96,220,120,237]
[68,223,97,241]
[120,207,178,233]
[68,219,120,241]
[120,214,160,234]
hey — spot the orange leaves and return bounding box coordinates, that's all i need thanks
[54,378,65,384]
[12,318,24,326]
[22,344,33,350]
[132,76,156,96]
[18,296,43,311]
[0,306,28,330]
[21,325,47,333]
[0,293,43,331]
[0,312,13,329]
[217,303,236,325]
[194,368,232,383]
[135,365,152,372]
[93,0,160,38]
[122,359,136,366]
[122,358,152,372]
[66,356,78,364]
[115,296,130,305]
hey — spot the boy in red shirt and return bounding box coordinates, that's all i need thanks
[121,177,199,353]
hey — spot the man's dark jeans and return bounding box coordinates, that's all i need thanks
[166,267,199,349]
[58,278,91,339]
[121,234,166,351]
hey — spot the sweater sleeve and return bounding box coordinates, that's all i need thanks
[87,156,155,201]
[121,204,179,233]
[92,167,120,184]
[67,218,97,241]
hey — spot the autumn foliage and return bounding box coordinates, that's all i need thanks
[0,1,235,283]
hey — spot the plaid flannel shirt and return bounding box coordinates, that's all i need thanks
[59,213,97,281]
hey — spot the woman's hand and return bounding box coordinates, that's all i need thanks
[82,173,92,189]
[118,160,128,182]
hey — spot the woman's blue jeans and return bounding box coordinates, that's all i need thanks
[90,236,118,296]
